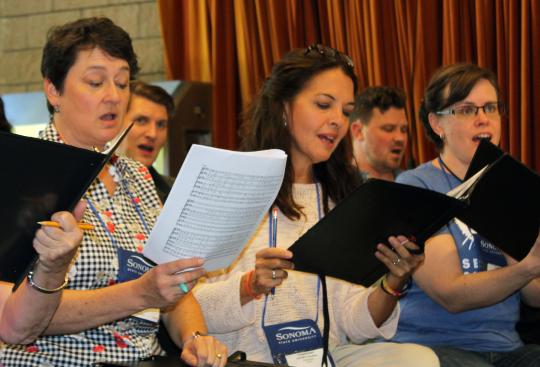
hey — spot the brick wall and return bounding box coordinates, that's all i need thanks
[0,0,166,94]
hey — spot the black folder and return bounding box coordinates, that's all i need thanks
[0,127,131,284]
[289,140,540,286]
[458,140,540,261]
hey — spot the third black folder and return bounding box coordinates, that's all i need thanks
[289,140,540,287]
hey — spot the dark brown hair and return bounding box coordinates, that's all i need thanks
[129,81,174,121]
[350,86,406,124]
[41,17,139,114]
[419,63,500,151]
[240,45,360,220]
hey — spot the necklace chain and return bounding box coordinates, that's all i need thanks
[438,156,463,182]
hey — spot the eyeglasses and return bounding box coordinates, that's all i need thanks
[304,44,354,69]
[435,102,504,119]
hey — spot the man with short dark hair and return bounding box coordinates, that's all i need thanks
[350,86,408,181]
[121,81,175,202]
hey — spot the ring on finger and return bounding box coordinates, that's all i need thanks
[392,257,401,266]
[179,282,189,293]
[271,269,277,280]
[216,354,222,359]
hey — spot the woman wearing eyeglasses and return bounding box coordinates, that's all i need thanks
[391,63,540,366]
[193,45,439,367]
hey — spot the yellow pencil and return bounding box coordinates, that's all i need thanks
[38,221,94,231]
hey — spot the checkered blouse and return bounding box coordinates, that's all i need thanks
[0,124,164,366]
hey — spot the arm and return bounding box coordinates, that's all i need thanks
[241,247,294,304]
[413,232,540,313]
[162,293,227,367]
[44,258,205,334]
[338,285,399,343]
[193,272,256,334]
[520,279,540,307]
[505,231,540,307]
[0,202,85,344]
[368,235,424,326]
[248,240,421,331]
[193,248,294,334]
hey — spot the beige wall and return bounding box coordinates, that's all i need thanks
[0,0,166,94]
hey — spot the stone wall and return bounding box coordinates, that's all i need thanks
[0,0,166,94]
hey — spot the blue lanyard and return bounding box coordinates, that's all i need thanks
[85,165,150,249]
[261,183,323,326]
[120,179,150,233]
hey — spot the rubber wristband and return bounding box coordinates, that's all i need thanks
[27,269,69,294]
[380,275,410,297]
[244,270,262,300]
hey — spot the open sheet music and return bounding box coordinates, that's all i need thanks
[143,145,287,271]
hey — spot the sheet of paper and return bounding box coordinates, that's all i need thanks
[447,165,488,199]
[143,144,287,271]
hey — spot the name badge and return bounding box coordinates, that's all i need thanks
[263,319,334,367]
[117,247,159,323]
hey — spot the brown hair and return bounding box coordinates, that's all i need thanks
[41,17,139,114]
[419,63,500,151]
[129,81,174,121]
[350,86,406,124]
[240,45,360,220]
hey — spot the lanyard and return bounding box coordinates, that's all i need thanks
[261,183,323,326]
[438,156,462,191]
[85,165,150,249]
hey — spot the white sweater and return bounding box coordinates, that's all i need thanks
[194,183,399,363]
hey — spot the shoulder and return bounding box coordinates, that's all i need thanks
[396,162,445,191]
[358,170,369,182]
[149,166,175,187]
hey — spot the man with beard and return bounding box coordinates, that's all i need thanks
[350,86,408,181]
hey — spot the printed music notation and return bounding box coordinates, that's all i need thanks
[144,145,287,271]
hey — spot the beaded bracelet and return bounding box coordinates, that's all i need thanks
[244,270,262,300]
[380,275,411,298]
[27,266,69,294]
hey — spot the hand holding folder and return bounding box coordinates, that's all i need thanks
[0,126,132,284]
[289,140,540,286]
[289,179,464,286]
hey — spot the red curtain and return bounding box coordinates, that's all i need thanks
[158,0,540,171]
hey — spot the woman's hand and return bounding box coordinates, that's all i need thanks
[375,235,425,289]
[137,258,206,310]
[33,200,86,275]
[181,334,228,367]
[250,247,294,295]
